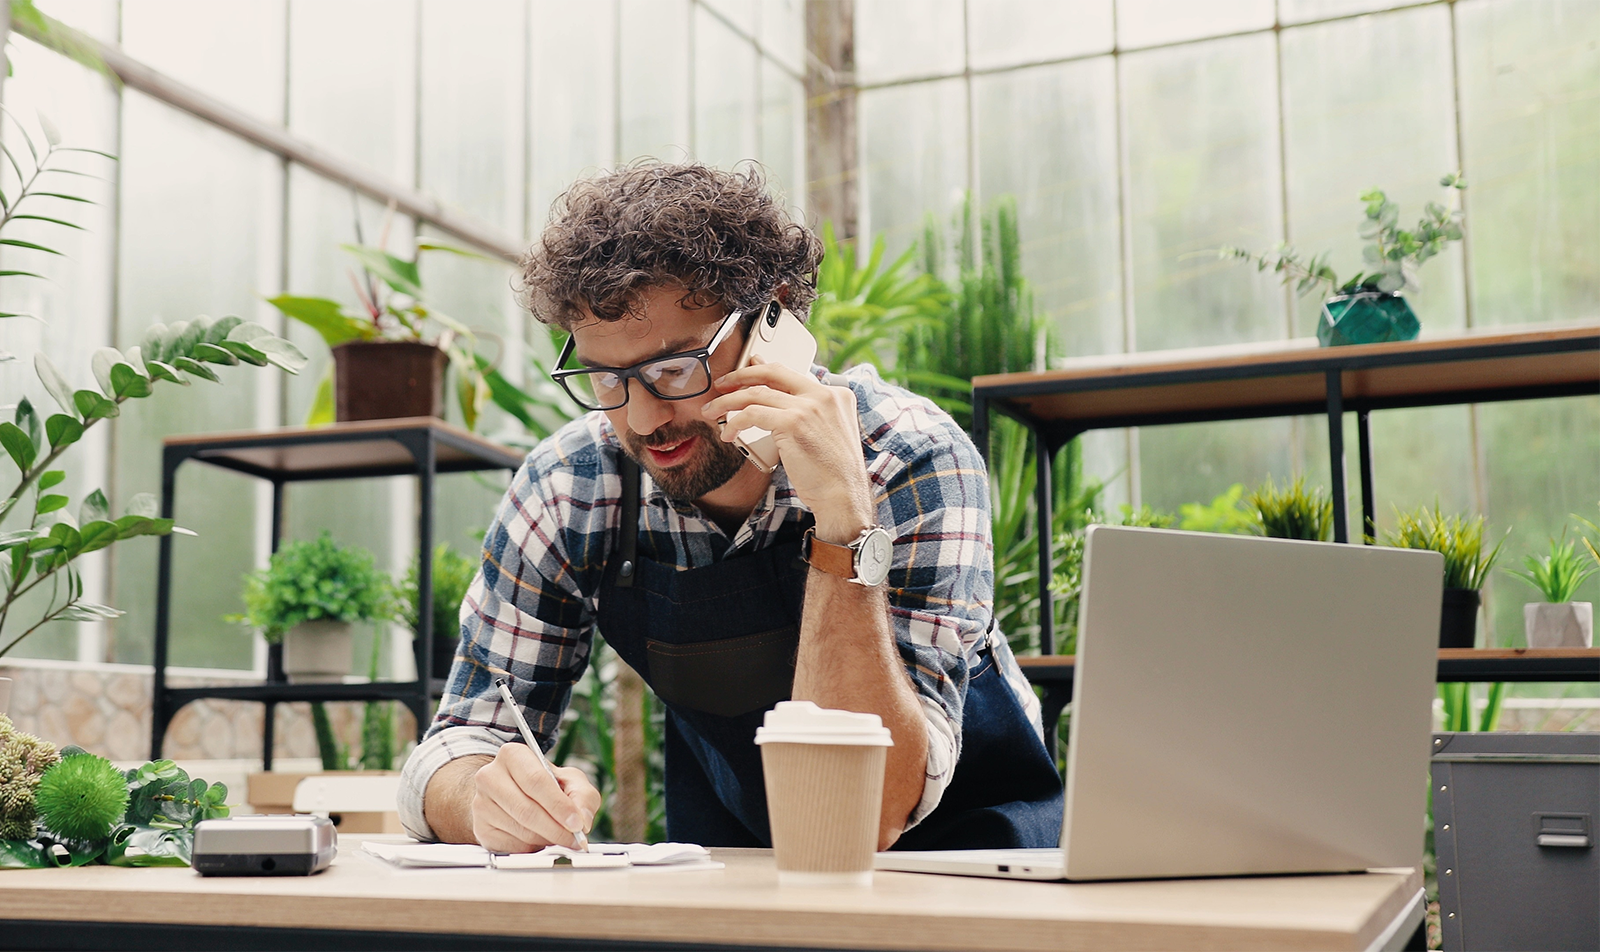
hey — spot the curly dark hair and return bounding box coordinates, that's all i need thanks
[516,162,823,330]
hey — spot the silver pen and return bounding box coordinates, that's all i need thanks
[494,676,589,851]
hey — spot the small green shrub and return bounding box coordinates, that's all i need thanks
[1248,476,1333,542]
[34,753,128,842]
[1177,484,1259,535]
[399,542,478,646]
[236,532,396,642]
[1384,504,1505,590]
[1510,534,1598,604]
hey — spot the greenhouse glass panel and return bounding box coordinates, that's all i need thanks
[1114,0,1274,51]
[1458,0,1600,327]
[757,0,805,76]
[529,0,617,231]
[855,0,965,85]
[968,0,1114,70]
[1281,4,1463,339]
[1137,418,1298,521]
[859,78,969,259]
[702,0,756,35]
[0,7,119,662]
[694,6,759,169]
[974,57,1122,362]
[759,61,804,208]
[1279,0,1431,26]
[620,0,691,162]
[1119,33,1285,351]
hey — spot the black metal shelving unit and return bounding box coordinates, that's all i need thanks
[149,417,523,766]
[969,322,1600,748]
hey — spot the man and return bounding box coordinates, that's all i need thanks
[398,162,1061,852]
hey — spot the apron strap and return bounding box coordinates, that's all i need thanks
[615,454,641,589]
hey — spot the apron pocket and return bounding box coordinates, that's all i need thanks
[646,627,800,718]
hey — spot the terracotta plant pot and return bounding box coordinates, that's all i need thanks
[331,341,447,422]
[282,620,354,684]
[1523,602,1593,648]
[1439,588,1480,649]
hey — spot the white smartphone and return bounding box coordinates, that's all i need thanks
[726,300,818,473]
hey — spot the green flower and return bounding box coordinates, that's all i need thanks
[35,752,129,843]
[0,714,60,841]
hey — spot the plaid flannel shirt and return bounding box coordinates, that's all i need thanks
[398,363,1042,841]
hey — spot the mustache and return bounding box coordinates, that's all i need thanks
[633,421,717,449]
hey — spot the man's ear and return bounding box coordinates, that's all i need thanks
[775,282,791,307]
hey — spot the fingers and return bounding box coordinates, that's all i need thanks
[554,764,604,822]
[473,745,594,850]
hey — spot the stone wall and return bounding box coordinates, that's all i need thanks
[0,662,418,765]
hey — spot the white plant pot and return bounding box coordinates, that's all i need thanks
[1523,602,1593,649]
[282,620,354,683]
[0,676,11,716]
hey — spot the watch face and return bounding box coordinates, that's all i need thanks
[856,528,893,585]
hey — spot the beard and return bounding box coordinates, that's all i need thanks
[620,419,748,503]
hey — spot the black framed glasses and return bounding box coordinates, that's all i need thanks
[549,307,751,411]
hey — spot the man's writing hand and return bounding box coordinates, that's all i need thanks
[472,743,601,852]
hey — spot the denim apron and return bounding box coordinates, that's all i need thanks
[594,456,1063,849]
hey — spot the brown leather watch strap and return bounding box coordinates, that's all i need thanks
[802,527,858,580]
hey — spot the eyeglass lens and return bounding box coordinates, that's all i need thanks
[563,355,711,409]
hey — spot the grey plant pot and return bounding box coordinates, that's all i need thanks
[282,620,355,683]
[0,676,11,716]
[1524,602,1593,648]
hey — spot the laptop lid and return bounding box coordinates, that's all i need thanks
[1061,526,1442,881]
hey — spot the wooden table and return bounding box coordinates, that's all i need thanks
[971,322,1600,653]
[0,840,1424,951]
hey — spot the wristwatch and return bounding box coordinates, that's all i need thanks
[801,525,893,587]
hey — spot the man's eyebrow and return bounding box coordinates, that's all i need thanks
[573,335,704,369]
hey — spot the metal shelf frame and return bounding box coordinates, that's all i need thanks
[150,418,523,767]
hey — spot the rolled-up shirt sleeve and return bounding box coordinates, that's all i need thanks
[399,435,613,841]
[857,373,999,829]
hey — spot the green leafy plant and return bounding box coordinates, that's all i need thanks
[359,631,396,772]
[1248,475,1333,542]
[269,229,525,431]
[807,222,949,373]
[1,737,229,869]
[0,713,59,840]
[1384,504,1506,590]
[1176,484,1259,534]
[1509,534,1598,604]
[234,532,396,642]
[34,751,128,842]
[398,542,477,650]
[0,117,306,660]
[1222,172,1466,297]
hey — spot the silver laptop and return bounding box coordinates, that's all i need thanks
[876,525,1442,881]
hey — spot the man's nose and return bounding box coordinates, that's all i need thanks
[625,385,672,436]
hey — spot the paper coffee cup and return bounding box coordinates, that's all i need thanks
[756,701,893,886]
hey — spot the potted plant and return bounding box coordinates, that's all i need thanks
[399,542,478,680]
[267,230,495,427]
[1222,172,1465,346]
[1384,505,1505,649]
[1509,533,1596,648]
[1248,476,1333,541]
[235,532,396,683]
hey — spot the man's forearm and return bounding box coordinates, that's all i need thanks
[793,570,929,849]
[422,754,491,844]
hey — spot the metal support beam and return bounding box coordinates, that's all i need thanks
[804,0,858,240]
[1357,410,1376,544]
[1034,430,1055,655]
[12,12,521,262]
[1325,370,1349,544]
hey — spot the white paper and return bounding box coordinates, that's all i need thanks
[362,840,713,871]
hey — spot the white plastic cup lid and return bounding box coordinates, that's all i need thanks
[754,700,894,747]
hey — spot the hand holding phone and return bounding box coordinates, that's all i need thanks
[723,301,818,472]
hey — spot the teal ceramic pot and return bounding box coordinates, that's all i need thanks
[1317,290,1420,347]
